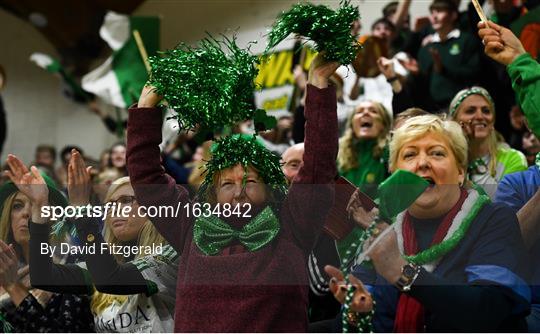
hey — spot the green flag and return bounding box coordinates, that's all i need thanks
[82,11,160,108]
[30,52,91,103]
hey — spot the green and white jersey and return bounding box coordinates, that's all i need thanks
[88,245,179,333]
[470,145,528,198]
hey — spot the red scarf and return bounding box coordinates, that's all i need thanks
[393,189,467,332]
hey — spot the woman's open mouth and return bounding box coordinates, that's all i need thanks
[421,176,436,189]
[360,120,373,129]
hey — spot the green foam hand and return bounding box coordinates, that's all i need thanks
[377,169,429,221]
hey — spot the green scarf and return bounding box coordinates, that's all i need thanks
[193,206,279,256]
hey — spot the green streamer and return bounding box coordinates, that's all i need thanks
[148,35,262,131]
[405,193,490,265]
[266,0,361,64]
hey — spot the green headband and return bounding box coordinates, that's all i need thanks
[449,87,495,117]
[198,134,288,201]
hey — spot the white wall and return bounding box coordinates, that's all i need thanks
[135,0,435,52]
[0,9,117,166]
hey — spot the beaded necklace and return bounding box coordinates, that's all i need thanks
[340,222,377,333]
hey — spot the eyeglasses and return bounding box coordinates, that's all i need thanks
[106,195,136,207]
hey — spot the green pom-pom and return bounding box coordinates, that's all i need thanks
[266,0,361,64]
[148,35,262,131]
[198,134,288,202]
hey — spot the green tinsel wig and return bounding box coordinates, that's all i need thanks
[265,0,361,64]
[198,134,288,202]
[148,35,261,131]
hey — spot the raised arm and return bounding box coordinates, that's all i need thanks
[478,21,540,137]
[390,0,412,32]
[283,53,340,251]
[127,86,192,251]
[4,154,91,294]
[67,150,156,295]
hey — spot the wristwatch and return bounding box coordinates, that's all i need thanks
[395,263,421,292]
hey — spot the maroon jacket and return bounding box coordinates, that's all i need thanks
[127,84,338,332]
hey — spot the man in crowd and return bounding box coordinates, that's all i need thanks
[417,0,481,109]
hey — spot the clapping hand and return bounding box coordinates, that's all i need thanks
[376,57,396,79]
[67,149,92,206]
[397,57,419,75]
[347,189,379,229]
[325,265,374,313]
[5,154,48,207]
[0,240,19,288]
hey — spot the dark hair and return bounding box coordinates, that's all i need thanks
[429,0,459,14]
[371,18,396,32]
[35,145,56,158]
[382,1,399,18]
[60,145,83,161]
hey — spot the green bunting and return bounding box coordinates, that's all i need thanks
[266,0,361,64]
[404,192,490,265]
[148,35,262,131]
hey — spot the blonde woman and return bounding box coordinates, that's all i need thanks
[0,165,94,332]
[337,100,392,262]
[6,151,178,332]
[338,100,392,198]
[328,115,529,332]
[450,86,527,197]
[126,52,340,332]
